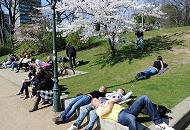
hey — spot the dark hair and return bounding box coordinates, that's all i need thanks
[157,56,163,61]
[31,58,36,63]
[29,65,36,72]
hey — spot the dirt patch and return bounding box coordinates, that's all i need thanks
[169,48,190,64]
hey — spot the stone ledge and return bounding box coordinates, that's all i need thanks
[62,97,149,130]
[149,96,190,130]
[61,97,190,130]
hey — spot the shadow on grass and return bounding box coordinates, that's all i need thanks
[92,34,185,68]
[107,79,137,89]
[60,84,70,95]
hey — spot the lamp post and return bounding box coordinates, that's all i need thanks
[51,0,61,112]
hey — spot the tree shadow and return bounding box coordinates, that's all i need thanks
[107,79,137,89]
[93,34,185,68]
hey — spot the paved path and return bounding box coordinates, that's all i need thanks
[0,69,82,130]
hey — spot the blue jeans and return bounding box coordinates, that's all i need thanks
[118,95,162,130]
[143,67,158,78]
[74,103,98,130]
[11,61,18,70]
[60,95,91,122]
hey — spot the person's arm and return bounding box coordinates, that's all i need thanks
[99,99,116,116]
[121,91,133,101]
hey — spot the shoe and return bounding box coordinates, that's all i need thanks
[15,92,22,95]
[16,70,19,73]
[29,107,38,112]
[67,124,78,130]
[41,101,49,105]
[155,122,175,130]
[23,95,29,100]
[52,117,64,125]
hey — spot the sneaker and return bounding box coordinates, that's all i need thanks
[29,107,38,112]
[155,122,175,130]
[23,95,29,100]
[52,117,64,125]
[15,92,22,95]
[67,124,78,130]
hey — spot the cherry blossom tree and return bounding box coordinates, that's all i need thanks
[42,0,165,56]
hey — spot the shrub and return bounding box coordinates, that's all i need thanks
[0,46,11,56]
[15,42,40,57]
[43,32,66,52]
[65,32,84,51]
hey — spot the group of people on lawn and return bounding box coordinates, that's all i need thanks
[54,55,171,130]
[1,44,173,130]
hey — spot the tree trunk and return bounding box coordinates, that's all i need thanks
[0,6,6,46]
[108,32,116,57]
[185,0,190,25]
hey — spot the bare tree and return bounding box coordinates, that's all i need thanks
[0,4,6,46]
[166,0,190,25]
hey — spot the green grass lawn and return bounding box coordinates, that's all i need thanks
[1,26,190,110]
[58,26,190,109]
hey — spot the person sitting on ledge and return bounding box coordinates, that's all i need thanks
[29,67,53,112]
[92,95,175,130]
[53,86,107,125]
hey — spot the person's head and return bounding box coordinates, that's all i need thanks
[91,98,101,109]
[25,55,29,59]
[31,58,36,63]
[29,65,36,73]
[99,86,107,93]
[157,56,163,61]
[116,88,126,95]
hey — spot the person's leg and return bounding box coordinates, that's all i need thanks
[143,67,157,78]
[23,82,30,99]
[11,61,17,70]
[29,95,41,112]
[127,95,162,125]
[118,110,137,130]
[85,109,99,130]
[72,56,76,67]
[64,95,91,121]
[60,95,86,120]
[74,103,94,128]
[16,63,22,72]
[69,55,73,68]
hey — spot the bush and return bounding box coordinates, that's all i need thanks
[65,32,84,51]
[66,32,102,51]
[43,32,66,52]
[15,42,40,57]
[0,46,11,56]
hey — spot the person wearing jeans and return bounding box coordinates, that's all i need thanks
[53,86,107,125]
[67,88,133,130]
[92,95,175,130]
[143,66,158,78]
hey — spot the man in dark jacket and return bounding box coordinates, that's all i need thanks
[66,44,76,68]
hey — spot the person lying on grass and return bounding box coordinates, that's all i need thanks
[136,56,168,80]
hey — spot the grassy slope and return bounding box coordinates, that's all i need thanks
[59,26,190,109]
[1,26,190,109]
